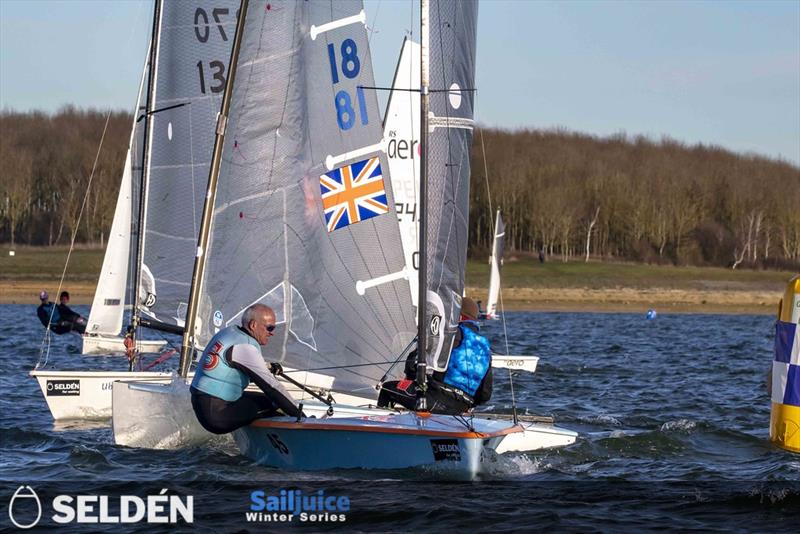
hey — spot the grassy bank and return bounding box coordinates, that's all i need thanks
[1,245,795,313]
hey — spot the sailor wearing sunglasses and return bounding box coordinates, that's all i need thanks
[190,303,305,434]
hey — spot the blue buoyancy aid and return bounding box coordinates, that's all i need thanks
[191,326,261,402]
[442,323,491,397]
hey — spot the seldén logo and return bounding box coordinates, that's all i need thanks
[8,486,42,529]
[248,488,349,524]
[7,486,193,528]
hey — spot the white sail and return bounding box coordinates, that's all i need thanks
[85,53,151,338]
[86,149,133,336]
[384,38,421,308]
[485,209,505,319]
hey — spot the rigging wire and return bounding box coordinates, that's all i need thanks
[36,112,114,369]
[479,125,518,423]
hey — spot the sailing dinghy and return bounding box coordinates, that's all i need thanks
[80,99,164,355]
[113,0,575,465]
[184,0,544,476]
[383,38,538,376]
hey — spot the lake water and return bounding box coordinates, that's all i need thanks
[1,304,798,531]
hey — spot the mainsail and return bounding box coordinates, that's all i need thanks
[137,1,238,326]
[194,0,416,396]
[421,0,479,370]
[485,209,505,319]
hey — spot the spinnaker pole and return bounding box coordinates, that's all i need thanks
[178,0,250,377]
[415,0,430,411]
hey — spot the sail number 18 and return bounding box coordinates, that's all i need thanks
[327,39,368,131]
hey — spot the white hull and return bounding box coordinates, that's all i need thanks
[30,370,173,420]
[491,355,539,373]
[112,379,576,454]
[111,369,364,448]
[112,379,210,449]
[81,334,166,356]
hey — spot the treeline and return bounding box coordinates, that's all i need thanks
[1,109,799,270]
[0,107,130,246]
[470,128,800,269]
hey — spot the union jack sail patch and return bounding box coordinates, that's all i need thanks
[320,156,388,232]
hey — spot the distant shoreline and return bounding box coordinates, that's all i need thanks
[0,279,780,315]
[2,247,791,316]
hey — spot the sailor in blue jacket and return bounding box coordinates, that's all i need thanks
[378,297,493,415]
[190,303,304,434]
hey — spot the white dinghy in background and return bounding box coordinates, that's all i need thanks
[30,370,172,420]
[81,140,164,356]
[483,209,505,320]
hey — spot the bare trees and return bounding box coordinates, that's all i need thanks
[470,128,800,269]
[1,110,798,272]
[0,108,130,246]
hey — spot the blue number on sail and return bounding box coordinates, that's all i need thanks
[327,39,368,130]
[320,157,388,232]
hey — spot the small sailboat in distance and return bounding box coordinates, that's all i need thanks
[483,209,505,321]
[81,55,165,356]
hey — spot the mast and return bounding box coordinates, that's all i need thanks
[129,0,162,359]
[178,0,250,377]
[415,0,430,411]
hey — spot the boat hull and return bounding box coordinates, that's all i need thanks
[30,370,173,420]
[81,334,166,356]
[235,414,517,477]
[491,354,539,373]
[112,378,212,449]
[111,370,365,447]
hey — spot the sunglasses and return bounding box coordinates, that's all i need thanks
[265,324,276,332]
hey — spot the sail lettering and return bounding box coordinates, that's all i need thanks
[194,7,230,43]
[197,60,226,94]
[327,39,368,131]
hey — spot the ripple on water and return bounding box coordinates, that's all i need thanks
[0,307,792,528]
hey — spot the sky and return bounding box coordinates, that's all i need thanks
[1,0,798,165]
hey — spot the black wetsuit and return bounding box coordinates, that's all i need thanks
[378,322,493,415]
[37,301,83,335]
[56,303,86,334]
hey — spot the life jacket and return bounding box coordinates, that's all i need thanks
[442,322,491,398]
[37,302,60,328]
[190,326,261,402]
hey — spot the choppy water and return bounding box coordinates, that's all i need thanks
[1,304,798,531]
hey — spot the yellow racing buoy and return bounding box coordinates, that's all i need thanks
[770,274,800,453]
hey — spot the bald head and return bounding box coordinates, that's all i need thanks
[242,304,277,345]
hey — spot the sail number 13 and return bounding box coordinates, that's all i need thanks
[327,38,368,131]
